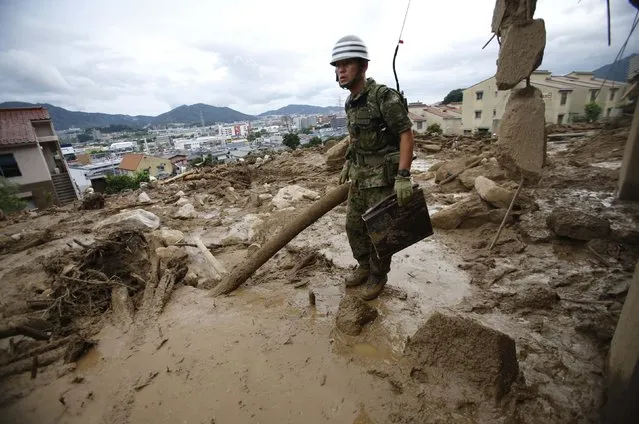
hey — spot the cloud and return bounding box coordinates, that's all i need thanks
[0,0,637,116]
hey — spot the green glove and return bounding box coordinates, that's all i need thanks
[339,160,351,184]
[394,175,413,206]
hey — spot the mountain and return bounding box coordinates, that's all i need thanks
[153,103,256,125]
[0,101,256,130]
[259,104,343,116]
[592,53,638,82]
[0,101,154,130]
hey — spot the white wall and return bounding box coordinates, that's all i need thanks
[2,145,50,185]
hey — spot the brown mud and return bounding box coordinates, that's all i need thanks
[0,123,638,423]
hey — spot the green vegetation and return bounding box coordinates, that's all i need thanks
[283,133,301,150]
[105,170,150,194]
[0,177,26,214]
[306,136,323,147]
[442,88,464,104]
[76,133,93,142]
[584,102,602,122]
[426,123,443,135]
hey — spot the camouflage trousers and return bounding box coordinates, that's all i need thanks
[345,182,394,276]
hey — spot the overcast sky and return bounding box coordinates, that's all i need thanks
[0,0,637,116]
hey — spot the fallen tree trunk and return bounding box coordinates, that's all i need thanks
[211,183,350,296]
[0,347,66,379]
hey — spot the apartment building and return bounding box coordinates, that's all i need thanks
[462,71,627,133]
[409,105,463,135]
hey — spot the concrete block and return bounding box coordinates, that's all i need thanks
[497,85,546,181]
[492,0,538,33]
[496,19,546,90]
[603,262,639,423]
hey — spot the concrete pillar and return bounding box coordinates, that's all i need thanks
[618,103,639,200]
[603,262,639,423]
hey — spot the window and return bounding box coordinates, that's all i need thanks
[494,90,498,97]
[492,109,496,117]
[609,88,618,101]
[560,92,568,106]
[475,111,482,119]
[416,121,423,130]
[558,114,564,124]
[476,91,483,101]
[590,90,598,102]
[0,154,22,178]
[607,108,612,117]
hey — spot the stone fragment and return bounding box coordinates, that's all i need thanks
[93,209,160,232]
[430,195,502,230]
[492,0,537,34]
[518,212,554,243]
[497,86,546,181]
[175,197,190,206]
[335,295,378,336]
[496,19,546,90]
[459,164,506,189]
[547,209,611,241]
[405,311,519,400]
[137,192,152,204]
[475,176,516,208]
[151,229,185,246]
[173,203,197,219]
[271,185,320,209]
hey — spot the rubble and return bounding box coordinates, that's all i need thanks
[405,311,519,400]
[137,192,152,204]
[335,295,378,336]
[81,192,106,210]
[459,163,506,189]
[547,209,611,241]
[271,185,320,209]
[475,176,516,208]
[495,19,546,90]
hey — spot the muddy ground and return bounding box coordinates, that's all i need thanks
[0,121,638,424]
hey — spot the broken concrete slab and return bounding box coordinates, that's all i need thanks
[335,295,378,336]
[497,86,546,181]
[93,209,160,232]
[547,209,611,241]
[496,19,546,90]
[405,311,519,400]
[491,0,537,34]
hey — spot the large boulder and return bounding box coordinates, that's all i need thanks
[93,209,160,232]
[430,195,507,230]
[405,311,519,400]
[491,0,538,33]
[325,137,349,171]
[547,209,611,241]
[475,176,516,209]
[335,295,378,336]
[495,19,546,90]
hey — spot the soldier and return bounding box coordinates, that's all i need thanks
[331,34,415,300]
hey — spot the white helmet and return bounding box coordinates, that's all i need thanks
[330,35,370,66]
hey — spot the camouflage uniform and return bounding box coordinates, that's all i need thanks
[345,77,413,277]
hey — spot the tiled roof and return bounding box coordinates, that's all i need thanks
[0,107,51,146]
[423,106,462,119]
[118,153,144,171]
[408,112,427,121]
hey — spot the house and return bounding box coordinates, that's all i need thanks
[118,153,174,178]
[410,106,463,135]
[0,106,78,209]
[462,71,628,133]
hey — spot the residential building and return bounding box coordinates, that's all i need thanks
[118,153,174,178]
[462,70,627,133]
[0,106,78,209]
[410,105,463,135]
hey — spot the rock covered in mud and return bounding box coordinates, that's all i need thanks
[547,209,611,241]
[82,192,105,210]
[94,209,160,232]
[459,163,506,189]
[430,195,508,230]
[495,19,546,90]
[518,212,554,243]
[271,185,320,209]
[405,311,519,400]
[335,295,378,336]
[137,192,152,204]
[475,176,516,209]
[512,282,559,310]
[174,203,197,219]
[151,229,185,246]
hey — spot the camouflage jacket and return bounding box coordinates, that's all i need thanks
[346,78,412,189]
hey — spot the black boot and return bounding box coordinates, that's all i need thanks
[360,273,388,300]
[344,265,370,287]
